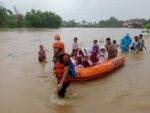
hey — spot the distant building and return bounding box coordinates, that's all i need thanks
[122,21,130,27]
[122,19,145,28]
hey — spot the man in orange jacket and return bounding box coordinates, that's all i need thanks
[53,41,71,98]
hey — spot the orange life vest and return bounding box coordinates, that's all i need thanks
[54,54,71,83]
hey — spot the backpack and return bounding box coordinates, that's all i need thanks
[54,54,76,77]
[69,59,76,77]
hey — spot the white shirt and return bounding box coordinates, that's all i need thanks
[139,39,144,44]
[97,52,108,64]
[133,40,141,49]
[72,42,79,50]
[85,47,92,56]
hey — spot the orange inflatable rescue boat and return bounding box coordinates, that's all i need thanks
[71,55,125,81]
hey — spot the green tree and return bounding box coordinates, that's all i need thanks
[0,6,8,26]
[25,9,62,28]
[61,19,77,27]
[98,17,122,28]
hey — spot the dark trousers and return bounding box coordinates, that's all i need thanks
[58,81,70,98]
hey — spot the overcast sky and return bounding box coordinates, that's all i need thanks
[1,0,150,22]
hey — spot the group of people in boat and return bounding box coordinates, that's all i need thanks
[38,33,146,98]
[71,37,109,68]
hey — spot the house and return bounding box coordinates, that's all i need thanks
[122,19,145,28]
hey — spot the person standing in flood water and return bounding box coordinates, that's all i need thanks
[38,45,47,63]
[131,36,143,53]
[105,37,117,59]
[120,33,132,52]
[53,42,71,98]
[139,34,146,51]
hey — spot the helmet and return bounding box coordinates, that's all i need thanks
[54,34,60,40]
[53,42,65,53]
[53,42,64,49]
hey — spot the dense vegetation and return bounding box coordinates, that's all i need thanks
[98,17,122,28]
[143,20,150,30]
[61,17,150,28]
[0,5,150,29]
[142,20,150,35]
[0,6,62,28]
[61,17,150,29]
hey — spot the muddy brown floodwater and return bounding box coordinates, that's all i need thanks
[0,28,150,113]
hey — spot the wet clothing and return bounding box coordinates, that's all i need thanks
[132,40,143,51]
[53,53,71,83]
[139,39,145,51]
[38,50,46,62]
[58,81,70,98]
[105,43,117,59]
[53,53,71,98]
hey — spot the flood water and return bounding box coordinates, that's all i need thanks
[0,28,150,113]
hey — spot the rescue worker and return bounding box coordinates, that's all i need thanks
[53,42,71,98]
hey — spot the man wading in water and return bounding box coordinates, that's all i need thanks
[53,42,71,98]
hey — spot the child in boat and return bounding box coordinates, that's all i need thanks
[71,48,84,58]
[97,46,108,64]
[76,48,84,58]
[83,55,93,67]
[92,39,99,54]
[75,57,84,68]
[90,46,99,65]
[83,49,93,68]
[38,45,47,62]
